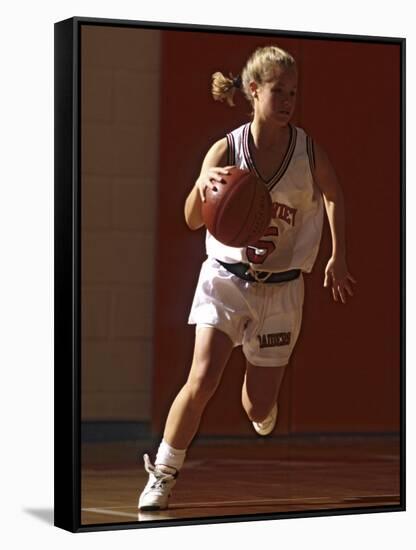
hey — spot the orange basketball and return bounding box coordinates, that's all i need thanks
[202,167,272,247]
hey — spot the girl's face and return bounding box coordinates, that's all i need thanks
[251,65,298,125]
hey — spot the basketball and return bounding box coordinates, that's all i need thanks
[202,167,272,247]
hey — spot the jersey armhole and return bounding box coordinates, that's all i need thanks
[226,133,235,166]
[306,135,316,174]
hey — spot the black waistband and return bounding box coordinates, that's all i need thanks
[216,260,301,284]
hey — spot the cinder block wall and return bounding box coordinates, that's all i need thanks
[80,26,161,421]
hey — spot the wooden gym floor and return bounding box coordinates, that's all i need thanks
[81,434,401,526]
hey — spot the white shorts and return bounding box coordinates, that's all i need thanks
[188,257,305,367]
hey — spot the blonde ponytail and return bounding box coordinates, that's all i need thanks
[211,72,241,107]
[211,46,296,109]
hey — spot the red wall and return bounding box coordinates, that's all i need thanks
[152,31,401,435]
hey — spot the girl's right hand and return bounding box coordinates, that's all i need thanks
[196,166,235,202]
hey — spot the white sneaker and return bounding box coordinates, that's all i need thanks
[138,454,178,511]
[252,404,278,436]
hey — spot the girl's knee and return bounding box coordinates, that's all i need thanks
[186,363,220,405]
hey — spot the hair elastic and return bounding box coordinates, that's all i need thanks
[232,74,242,89]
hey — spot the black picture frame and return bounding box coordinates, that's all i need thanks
[54,16,406,533]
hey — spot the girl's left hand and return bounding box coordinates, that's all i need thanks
[324,256,356,304]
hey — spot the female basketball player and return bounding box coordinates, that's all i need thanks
[138,45,356,510]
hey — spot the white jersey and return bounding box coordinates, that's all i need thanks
[205,123,324,273]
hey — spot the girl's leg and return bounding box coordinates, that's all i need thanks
[241,362,287,423]
[138,327,234,511]
[163,326,234,450]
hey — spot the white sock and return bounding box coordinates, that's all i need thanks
[155,439,187,472]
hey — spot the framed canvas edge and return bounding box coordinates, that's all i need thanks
[400,35,406,514]
[71,14,406,43]
[54,17,81,533]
